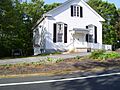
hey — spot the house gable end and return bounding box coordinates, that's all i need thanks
[46,0,105,22]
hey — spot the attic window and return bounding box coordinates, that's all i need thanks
[71,5,83,17]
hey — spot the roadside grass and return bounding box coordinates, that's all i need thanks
[0,51,62,60]
[90,50,120,60]
[0,51,120,78]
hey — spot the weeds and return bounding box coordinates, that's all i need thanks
[46,57,64,63]
[74,56,81,60]
[90,50,120,60]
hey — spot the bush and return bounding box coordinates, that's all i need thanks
[90,50,120,60]
[74,56,81,60]
[90,50,105,59]
[46,57,64,63]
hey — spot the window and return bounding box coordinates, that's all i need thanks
[86,34,93,43]
[53,23,67,43]
[71,5,83,17]
[57,24,63,42]
[33,28,40,46]
[77,7,79,17]
[73,6,76,16]
[86,25,97,43]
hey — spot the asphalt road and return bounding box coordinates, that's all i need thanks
[0,71,120,90]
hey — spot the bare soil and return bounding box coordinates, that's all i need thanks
[0,57,120,77]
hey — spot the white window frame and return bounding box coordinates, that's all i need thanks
[73,5,80,17]
[56,23,64,42]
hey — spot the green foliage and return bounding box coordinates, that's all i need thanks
[38,51,62,56]
[90,50,106,59]
[46,57,64,63]
[56,58,64,63]
[0,0,60,58]
[90,50,120,60]
[74,56,81,60]
[51,51,62,55]
[47,57,54,62]
[88,0,119,47]
[115,9,120,48]
[44,3,61,13]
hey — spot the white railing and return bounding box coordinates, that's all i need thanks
[87,43,102,49]
[74,40,87,48]
[102,44,112,50]
[69,40,112,50]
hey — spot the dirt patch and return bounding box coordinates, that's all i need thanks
[0,58,120,78]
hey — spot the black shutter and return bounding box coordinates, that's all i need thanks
[86,34,89,42]
[64,24,67,43]
[71,5,73,17]
[94,26,97,43]
[86,26,88,42]
[80,6,83,17]
[86,26,88,29]
[53,23,56,43]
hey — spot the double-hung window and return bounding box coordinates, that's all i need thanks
[53,22,67,43]
[57,24,63,42]
[71,5,83,17]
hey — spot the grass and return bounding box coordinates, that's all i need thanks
[0,57,64,69]
[0,51,62,60]
[37,51,62,56]
[90,50,120,60]
[0,51,120,78]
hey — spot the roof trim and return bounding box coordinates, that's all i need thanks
[33,0,105,29]
[81,0,105,21]
[46,0,73,14]
[32,14,52,30]
[46,0,105,21]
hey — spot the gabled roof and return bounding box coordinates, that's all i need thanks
[46,0,105,21]
[81,0,105,21]
[32,0,105,30]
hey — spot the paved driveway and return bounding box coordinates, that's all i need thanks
[0,52,90,65]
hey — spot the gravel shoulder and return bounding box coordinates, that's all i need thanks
[0,56,120,78]
[0,52,90,65]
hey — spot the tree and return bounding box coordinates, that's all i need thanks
[44,3,61,13]
[115,9,120,48]
[0,0,61,58]
[0,0,20,57]
[87,0,119,48]
[16,0,60,56]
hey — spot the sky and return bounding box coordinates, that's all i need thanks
[45,0,120,8]
[22,0,120,8]
[103,0,120,8]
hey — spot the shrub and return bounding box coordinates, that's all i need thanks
[74,56,81,60]
[90,50,105,59]
[105,52,120,59]
[56,58,64,63]
[51,51,62,55]
[46,57,64,63]
[90,50,120,60]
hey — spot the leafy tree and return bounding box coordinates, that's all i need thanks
[44,3,61,13]
[16,0,60,56]
[87,0,119,48]
[0,0,60,58]
[115,9,120,48]
[0,0,20,57]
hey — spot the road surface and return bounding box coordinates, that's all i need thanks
[0,70,120,90]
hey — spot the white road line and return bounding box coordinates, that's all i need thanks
[0,72,120,87]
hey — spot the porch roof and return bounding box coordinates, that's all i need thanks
[70,28,90,34]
